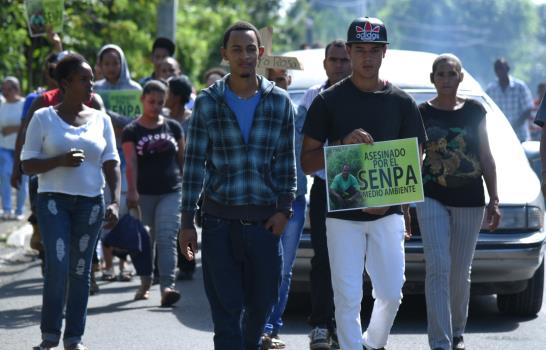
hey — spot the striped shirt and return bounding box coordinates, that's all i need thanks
[486,76,533,142]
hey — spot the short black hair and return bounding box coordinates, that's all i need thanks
[54,53,89,90]
[494,57,509,70]
[168,75,193,105]
[202,67,227,83]
[324,39,346,58]
[142,80,167,96]
[152,37,175,56]
[222,21,262,48]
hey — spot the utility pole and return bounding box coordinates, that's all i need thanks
[157,0,177,41]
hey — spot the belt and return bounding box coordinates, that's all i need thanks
[239,219,267,226]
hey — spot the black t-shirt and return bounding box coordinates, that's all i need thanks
[303,78,427,221]
[122,119,183,195]
[419,99,486,207]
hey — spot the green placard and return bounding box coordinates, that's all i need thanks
[25,0,64,37]
[98,90,142,119]
[324,137,424,212]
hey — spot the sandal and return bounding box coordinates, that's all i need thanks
[134,287,150,300]
[134,277,151,301]
[160,288,180,307]
[101,268,116,282]
[118,270,133,282]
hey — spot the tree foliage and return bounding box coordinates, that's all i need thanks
[377,0,538,87]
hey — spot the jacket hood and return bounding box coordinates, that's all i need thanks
[95,44,141,91]
[204,74,275,102]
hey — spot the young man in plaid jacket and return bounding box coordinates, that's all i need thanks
[179,21,296,350]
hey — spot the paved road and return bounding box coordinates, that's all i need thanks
[1,255,546,350]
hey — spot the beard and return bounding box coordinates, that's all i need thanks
[239,73,252,78]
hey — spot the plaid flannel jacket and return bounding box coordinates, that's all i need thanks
[181,75,296,226]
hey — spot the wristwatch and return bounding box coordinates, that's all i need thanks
[278,208,294,219]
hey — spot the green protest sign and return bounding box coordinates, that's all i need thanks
[25,0,64,37]
[324,137,424,212]
[98,90,142,119]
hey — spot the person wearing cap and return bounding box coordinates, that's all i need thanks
[139,37,176,86]
[485,58,534,142]
[302,17,426,350]
[179,21,296,350]
[300,39,351,350]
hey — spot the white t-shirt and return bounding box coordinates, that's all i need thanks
[21,106,119,197]
[0,99,24,150]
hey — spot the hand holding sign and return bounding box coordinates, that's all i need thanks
[342,128,374,145]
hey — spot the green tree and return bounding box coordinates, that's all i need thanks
[0,0,160,92]
[378,0,539,87]
[175,0,281,86]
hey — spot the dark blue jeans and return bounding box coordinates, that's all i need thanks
[201,214,282,350]
[37,193,104,347]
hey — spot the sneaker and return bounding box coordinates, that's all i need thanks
[64,343,89,350]
[269,335,286,349]
[261,333,286,350]
[160,288,180,307]
[33,340,59,349]
[260,333,272,350]
[309,327,330,350]
[453,336,465,350]
[101,268,116,282]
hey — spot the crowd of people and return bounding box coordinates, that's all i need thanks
[5,12,546,350]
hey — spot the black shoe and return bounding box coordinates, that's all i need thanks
[453,336,465,350]
[308,327,330,350]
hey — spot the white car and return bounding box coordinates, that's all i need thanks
[287,48,545,316]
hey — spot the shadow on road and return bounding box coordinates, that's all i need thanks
[282,292,527,336]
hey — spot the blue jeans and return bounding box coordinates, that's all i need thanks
[201,214,282,350]
[0,147,28,215]
[139,190,181,291]
[264,195,306,335]
[37,193,104,346]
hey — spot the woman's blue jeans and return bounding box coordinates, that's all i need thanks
[37,193,104,347]
[0,147,28,215]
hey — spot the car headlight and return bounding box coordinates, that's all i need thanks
[482,205,543,232]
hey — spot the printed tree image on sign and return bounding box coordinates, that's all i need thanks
[25,0,64,37]
[324,137,424,212]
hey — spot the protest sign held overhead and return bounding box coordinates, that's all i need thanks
[25,0,64,37]
[324,137,424,212]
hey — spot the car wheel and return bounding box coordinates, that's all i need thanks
[497,259,544,316]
